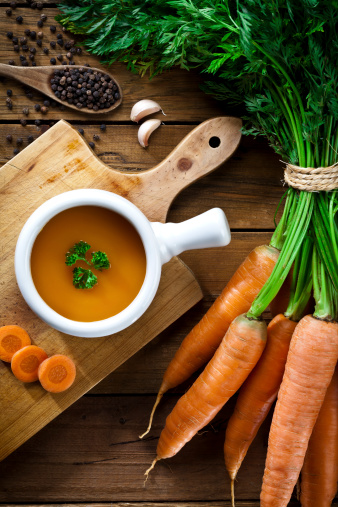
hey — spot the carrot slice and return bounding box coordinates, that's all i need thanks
[11,345,48,383]
[38,354,76,393]
[0,325,31,362]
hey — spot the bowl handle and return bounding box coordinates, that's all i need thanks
[151,208,231,265]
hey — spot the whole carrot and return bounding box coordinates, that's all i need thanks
[260,315,338,507]
[140,245,279,437]
[145,314,267,474]
[224,314,297,498]
[300,366,338,507]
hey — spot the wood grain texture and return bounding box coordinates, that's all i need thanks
[0,8,221,121]
[4,504,303,507]
[0,395,274,503]
[0,124,284,230]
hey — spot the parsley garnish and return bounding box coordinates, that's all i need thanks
[65,241,110,289]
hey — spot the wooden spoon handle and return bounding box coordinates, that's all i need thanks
[124,117,242,222]
[0,63,50,93]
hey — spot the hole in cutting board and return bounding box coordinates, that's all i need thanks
[209,136,221,148]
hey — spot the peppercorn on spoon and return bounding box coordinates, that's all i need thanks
[0,63,122,114]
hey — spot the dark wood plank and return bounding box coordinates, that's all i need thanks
[0,123,284,230]
[3,503,303,507]
[0,8,221,121]
[0,395,277,503]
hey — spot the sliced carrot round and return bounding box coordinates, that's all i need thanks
[11,345,48,383]
[0,325,31,362]
[38,355,76,393]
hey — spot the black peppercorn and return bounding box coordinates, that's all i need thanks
[50,41,56,49]
[89,142,95,149]
[37,31,43,39]
[6,9,12,16]
[32,61,37,66]
[7,90,13,97]
[34,104,41,111]
[64,42,71,51]
[20,118,27,126]
[10,1,17,8]
[43,47,49,55]
[8,60,15,65]
[31,1,37,8]
[41,106,48,114]
[50,25,56,33]
[40,13,47,21]
[29,54,35,61]
[36,1,43,9]
[30,47,36,54]
[24,29,31,36]
[61,60,67,65]
[37,20,43,28]
[7,32,13,39]
[76,48,82,55]
[57,39,64,47]
[100,124,106,132]
[22,61,29,66]
[22,107,29,116]
[43,100,50,107]
[12,36,19,44]
[30,31,36,40]
[22,45,28,52]
[93,134,100,141]
[6,134,13,143]
[34,119,41,126]
[57,54,63,62]
[16,137,23,145]
[19,55,26,61]
[27,135,34,143]
[70,47,76,55]
[20,37,27,45]
[50,58,56,65]
[36,39,42,47]
[78,128,84,135]
[13,148,20,155]
[16,16,23,24]
[56,33,63,40]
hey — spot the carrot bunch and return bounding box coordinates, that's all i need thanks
[141,191,338,506]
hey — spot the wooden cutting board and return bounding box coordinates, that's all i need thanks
[0,117,241,461]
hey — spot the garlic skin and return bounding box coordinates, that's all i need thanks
[138,119,162,148]
[131,99,165,123]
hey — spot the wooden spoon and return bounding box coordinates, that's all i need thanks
[0,63,122,114]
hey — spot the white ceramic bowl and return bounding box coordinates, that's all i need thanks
[15,189,231,338]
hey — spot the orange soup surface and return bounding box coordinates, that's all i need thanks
[31,206,146,322]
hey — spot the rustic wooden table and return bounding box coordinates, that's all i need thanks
[0,3,315,507]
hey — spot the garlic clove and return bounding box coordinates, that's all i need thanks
[138,119,162,148]
[131,99,165,123]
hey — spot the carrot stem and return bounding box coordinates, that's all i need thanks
[248,191,314,319]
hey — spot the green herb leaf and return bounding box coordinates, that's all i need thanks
[72,267,98,289]
[91,251,110,271]
[65,241,91,266]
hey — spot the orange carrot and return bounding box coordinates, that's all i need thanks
[11,345,48,383]
[141,245,279,437]
[145,314,267,475]
[300,366,338,507]
[38,354,76,393]
[260,315,338,507]
[224,314,297,499]
[0,325,31,362]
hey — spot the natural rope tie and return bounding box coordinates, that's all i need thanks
[284,162,338,191]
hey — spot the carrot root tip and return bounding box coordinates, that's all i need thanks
[144,457,159,486]
[231,478,235,507]
[139,393,163,439]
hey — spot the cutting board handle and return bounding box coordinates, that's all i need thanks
[118,116,242,222]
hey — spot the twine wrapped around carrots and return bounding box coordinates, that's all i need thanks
[284,162,338,191]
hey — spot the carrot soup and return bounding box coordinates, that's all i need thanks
[30,206,146,322]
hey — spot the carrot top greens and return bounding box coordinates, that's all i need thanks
[58,0,338,315]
